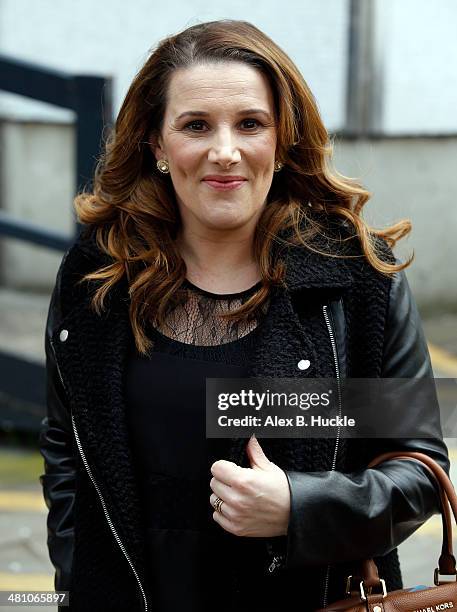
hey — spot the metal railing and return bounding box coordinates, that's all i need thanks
[0,54,112,432]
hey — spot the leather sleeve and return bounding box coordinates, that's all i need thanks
[284,266,451,568]
[38,252,76,591]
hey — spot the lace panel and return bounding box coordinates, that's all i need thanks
[151,280,269,347]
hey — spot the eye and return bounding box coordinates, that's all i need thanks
[240,118,262,130]
[183,118,263,132]
[183,120,207,132]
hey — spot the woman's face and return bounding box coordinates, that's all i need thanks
[152,61,278,233]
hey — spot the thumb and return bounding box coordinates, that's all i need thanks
[246,433,271,469]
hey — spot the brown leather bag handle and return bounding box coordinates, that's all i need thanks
[351,450,456,592]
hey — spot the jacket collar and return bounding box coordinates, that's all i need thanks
[271,216,355,291]
[75,217,355,293]
[281,239,354,291]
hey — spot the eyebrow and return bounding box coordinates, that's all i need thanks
[175,108,273,121]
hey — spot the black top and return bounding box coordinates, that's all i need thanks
[124,279,268,610]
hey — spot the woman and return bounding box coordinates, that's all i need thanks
[39,19,450,612]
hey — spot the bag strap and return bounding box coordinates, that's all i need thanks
[350,450,456,592]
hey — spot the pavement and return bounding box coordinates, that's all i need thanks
[0,451,55,611]
[0,287,456,610]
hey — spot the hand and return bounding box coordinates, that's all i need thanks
[209,434,291,537]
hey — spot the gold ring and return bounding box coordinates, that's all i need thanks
[213,496,224,514]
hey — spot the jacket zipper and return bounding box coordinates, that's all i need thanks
[321,304,342,608]
[49,336,149,612]
[266,539,286,573]
[266,303,344,580]
[245,297,350,592]
[268,554,284,574]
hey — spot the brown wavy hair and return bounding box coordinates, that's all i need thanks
[73,19,412,356]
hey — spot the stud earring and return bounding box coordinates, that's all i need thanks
[157,159,170,174]
[274,160,284,172]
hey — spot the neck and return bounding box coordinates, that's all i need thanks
[175,223,261,293]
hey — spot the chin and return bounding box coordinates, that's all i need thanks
[199,207,251,230]
[202,214,250,231]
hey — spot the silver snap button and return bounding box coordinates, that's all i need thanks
[59,329,69,342]
[297,359,310,370]
[373,606,382,612]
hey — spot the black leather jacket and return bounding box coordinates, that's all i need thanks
[39,242,450,602]
[285,268,450,573]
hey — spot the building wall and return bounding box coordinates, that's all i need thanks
[377,0,457,134]
[0,1,456,306]
[0,122,74,289]
[332,136,457,311]
[0,0,348,129]
[2,0,455,133]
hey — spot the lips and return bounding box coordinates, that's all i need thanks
[202,175,247,182]
[203,180,246,191]
[202,175,247,191]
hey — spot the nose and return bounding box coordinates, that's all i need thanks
[207,127,241,167]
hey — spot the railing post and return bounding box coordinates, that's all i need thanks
[72,75,113,235]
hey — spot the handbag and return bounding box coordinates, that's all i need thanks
[316,450,457,612]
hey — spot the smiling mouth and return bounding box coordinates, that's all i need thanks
[202,179,247,191]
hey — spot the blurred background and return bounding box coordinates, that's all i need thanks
[0,0,456,609]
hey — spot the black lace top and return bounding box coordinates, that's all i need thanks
[125,278,269,611]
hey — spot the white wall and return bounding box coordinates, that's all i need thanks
[2,0,456,134]
[332,136,457,310]
[0,0,348,130]
[377,0,457,134]
[0,122,75,289]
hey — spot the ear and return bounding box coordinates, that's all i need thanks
[148,130,166,162]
